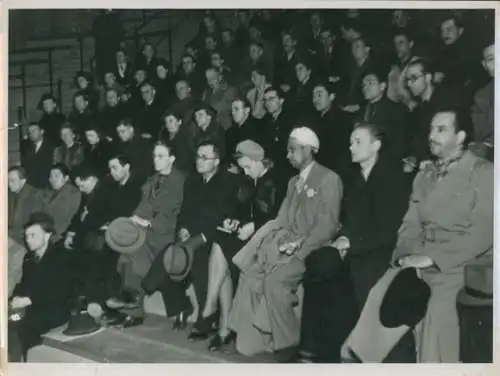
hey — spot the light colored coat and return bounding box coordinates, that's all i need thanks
[229,163,343,356]
[392,151,493,362]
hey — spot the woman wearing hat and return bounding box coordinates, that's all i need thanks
[201,139,282,351]
[37,93,66,146]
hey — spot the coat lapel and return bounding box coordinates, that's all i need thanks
[421,152,477,218]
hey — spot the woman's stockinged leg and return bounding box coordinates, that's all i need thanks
[186,284,199,323]
[218,271,233,337]
[202,243,228,319]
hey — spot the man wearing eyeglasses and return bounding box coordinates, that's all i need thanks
[142,141,240,340]
[404,58,467,172]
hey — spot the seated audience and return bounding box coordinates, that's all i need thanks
[201,140,282,351]
[134,81,165,138]
[37,93,66,145]
[142,142,239,340]
[21,122,54,189]
[191,102,227,157]
[229,127,342,361]
[159,108,196,173]
[114,118,154,185]
[246,63,272,120]
[8,166,44,243]
[98,71,125,109]
[75,71,100,112]
[40,163,82,242]
[98,87,129,139]
[391,107,493,363]
[202,67,240,130]
[53,123,85,173]
[8,213,73,362]
[68,91,96,137]
[107,141,186,327]
[83,123,114,177]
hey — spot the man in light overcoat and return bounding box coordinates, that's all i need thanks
[229,127,343,360]
[392,107,493,363]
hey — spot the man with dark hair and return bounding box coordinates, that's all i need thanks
[21,122,54,189]
[142,141,239,339]
[114,49,134,88]
[108,141,185,327]
[387,28,419,107]
[274,29,301,94]
[404,58,467,167]
[8,166,44,243]
[8,212,73,362]
[175,53,204,97]
[293,55,316,119]
[134,81,165,138]
[358,69,411,163]
[68,91,96,136]
[392,107,493,362]
[98,87,129,139]
[311,81,353,185]
[192,101,227,157]
[470,39,494,161]
[115,119,154,185]
[261,86,296,193]
[433,13,480,93]
[40,163,82,242]
[37,93,66,145]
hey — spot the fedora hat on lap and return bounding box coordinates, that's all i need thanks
[163,234,206,282]
[105,217,147,254]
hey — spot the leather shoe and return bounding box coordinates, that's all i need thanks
[208,332,235,351]
[106,291,140,310]
[119,315,144,328]
[172,311,188,331]
[188,330,210,341]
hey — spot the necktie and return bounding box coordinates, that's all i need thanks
[295,176,306,193]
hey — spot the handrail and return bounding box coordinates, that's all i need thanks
[9,44,73,54]
[9,58,49,67]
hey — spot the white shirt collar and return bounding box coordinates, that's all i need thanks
[299,161,315,182]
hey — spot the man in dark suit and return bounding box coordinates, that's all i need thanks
[142,141,239,339]
[8,166,45,243]
[311,80,354,187]
[21,122,54,190]
[99,88,129,140]
[109,142,186,327]
[133,81,166,138]
[331,122,415,362]
[114,49,134,88]
[358,69,411,164]
[40,163,82,243]
[114,118,154,185]
[8,213,73,361]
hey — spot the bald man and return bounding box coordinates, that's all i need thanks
[228,127,343,361]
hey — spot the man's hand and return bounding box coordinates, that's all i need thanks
[331,236,350,259]
[279,239,303,256]
[130,215,151,228]
[141,133,153,139]
[398,254,434,269]
[403,156,417,173]
[178,228,191,242]
[64,232,75,249]
[237,222,255,241]
[280,84,291,93]
[341,104,360,113]
[10,296,32,309]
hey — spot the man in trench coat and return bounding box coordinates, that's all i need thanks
[392,107,493,363]
[229,127,343,359]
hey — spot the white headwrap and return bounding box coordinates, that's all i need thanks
[289,127,320,151]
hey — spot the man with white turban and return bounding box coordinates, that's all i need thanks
[228,127,343,360]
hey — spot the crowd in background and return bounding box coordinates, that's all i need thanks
[7,9,494,364]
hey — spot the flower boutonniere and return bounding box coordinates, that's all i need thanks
[305,185,318,198]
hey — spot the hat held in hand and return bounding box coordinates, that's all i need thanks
[105,217,147,254]
[163,234,206,282]
[457,251,493,307]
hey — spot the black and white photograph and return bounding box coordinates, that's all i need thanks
[2,1,496,370]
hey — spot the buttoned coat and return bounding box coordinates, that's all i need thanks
[8,183,45,243]
[117,168,186,282]
[40,182,82,242]
[229,163,343,356]
[392,151,493,362]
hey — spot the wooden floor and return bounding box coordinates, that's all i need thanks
[26,314,278,363]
